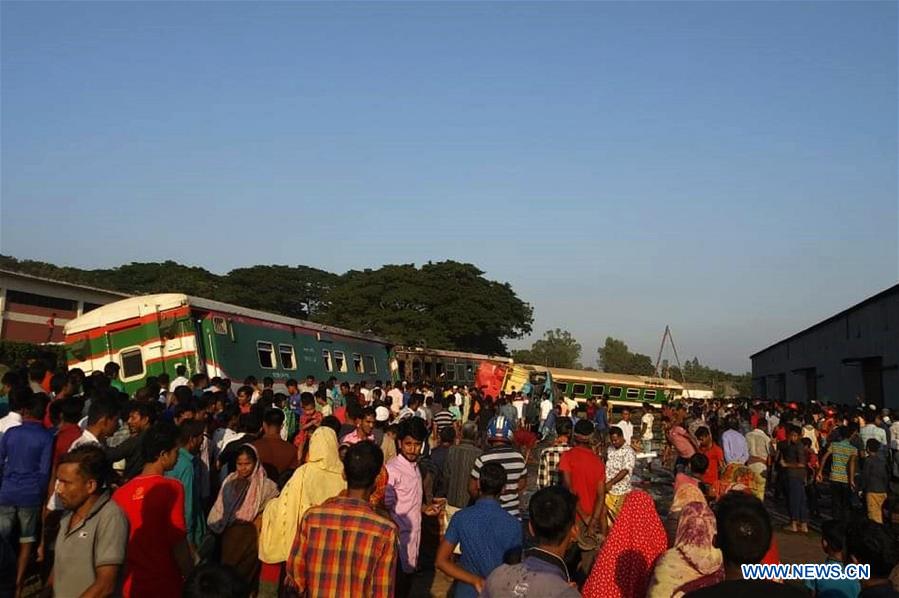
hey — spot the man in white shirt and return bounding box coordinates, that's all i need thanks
[640,404,655,453]
[297,375,318,396]
[617,408,634,446]
[388,383,405,416]
[169,365,190,393]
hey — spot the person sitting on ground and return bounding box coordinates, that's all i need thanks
[684,492,806,597]
[648,501,724,598]
[845,518,899,598]
[804,520,860,598]
[436,461,523,597]
[481,486,580,597]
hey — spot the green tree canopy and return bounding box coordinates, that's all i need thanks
[512,328,582,368]
[597,337,656,375]
[319,261,533,354]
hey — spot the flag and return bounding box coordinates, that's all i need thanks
[543,370,554,402]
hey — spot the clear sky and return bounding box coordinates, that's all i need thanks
[2,2,896,373]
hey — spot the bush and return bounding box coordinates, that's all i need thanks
[0,341,67,370]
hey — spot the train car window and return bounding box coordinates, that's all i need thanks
[364,355,377,375]
[257,342,275,369]
[609,386,623,398]
[573,384,587,396]
[436,362,445,377]
[446,365,455,381]
[397,359,406,379]
[333,351,347,373]
[120,347,144,380]
[353,353,364,374]
[591,384,605,397]
[412,360,422,379]
[322,350,333,372]
[212,317,228,335]
[456,365,466,381]
[466,365,474,380]
[626,388,640,399]
[279,344,297,370]
[643,390,657,400]
[424,362,432,378]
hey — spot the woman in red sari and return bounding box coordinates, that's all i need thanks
[584,490,668,598]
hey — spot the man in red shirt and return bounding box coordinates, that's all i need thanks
[113,422,193,597]
[695,426,724,497]
[558,419,606,573]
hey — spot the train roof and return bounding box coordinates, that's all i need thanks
[521,364,685,390]
[64,293,392,345]
[393,346,514,363]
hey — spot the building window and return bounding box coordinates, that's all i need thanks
[279,344,297,370]
[573,383,587,396]
[609,386,623,398]
[353,353,364,374]
[643,390,656,401]
[6,290,77,312]
[591,384,605,397]
[626,388,640,399]
[212,317,228,335]
[120,347,144,380]
[257,342,275,369]
[364,355,377,374]
[322,350,333,372]
[333,351,347,373]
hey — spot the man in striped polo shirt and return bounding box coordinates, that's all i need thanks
[469,416,527,518]
[817,424,859,523]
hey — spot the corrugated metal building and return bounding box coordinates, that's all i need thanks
[751,283,899,407]
[0,270,128,344]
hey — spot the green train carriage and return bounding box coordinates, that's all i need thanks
[526,366,683,407]
[64,293,392,395]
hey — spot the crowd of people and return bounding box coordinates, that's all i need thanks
[0,358,898,597]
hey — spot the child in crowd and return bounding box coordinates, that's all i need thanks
[804,521,859,598]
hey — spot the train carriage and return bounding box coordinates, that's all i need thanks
[64,293,392,395]
[392,346,512,386]
[500,364,683,407]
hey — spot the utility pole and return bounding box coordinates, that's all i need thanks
[654,325,685,383]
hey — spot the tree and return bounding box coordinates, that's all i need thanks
[597,337,632,373]
[627,352,656,376]
[515,329,582,368]
[219,265,338,320]
[319,261,533,354]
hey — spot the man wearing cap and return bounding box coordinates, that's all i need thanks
[469,416,526,518]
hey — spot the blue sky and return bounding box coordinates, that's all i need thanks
[2,2,896,373]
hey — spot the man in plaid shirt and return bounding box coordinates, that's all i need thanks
[287,441,397,597]
[538,418,573,488]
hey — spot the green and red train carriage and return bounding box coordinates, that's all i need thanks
[63,293,690,406]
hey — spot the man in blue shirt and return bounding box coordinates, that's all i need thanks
[0,389,53,594]
[436,461,522,597]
